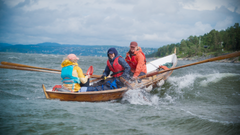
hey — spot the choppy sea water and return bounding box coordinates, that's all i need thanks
[0,52,240,135]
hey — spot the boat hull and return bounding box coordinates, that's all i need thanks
[44,87,128,102]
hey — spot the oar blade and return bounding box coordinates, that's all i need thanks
[86,66,94,75]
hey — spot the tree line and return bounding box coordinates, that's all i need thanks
[149,23,240,58]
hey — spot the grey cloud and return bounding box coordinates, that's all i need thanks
[0,0,240,47]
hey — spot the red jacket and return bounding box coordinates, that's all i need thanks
[107,56,125,77]
[125,47,147,77]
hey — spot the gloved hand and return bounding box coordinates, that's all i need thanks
[101,75,107,80]
[86,74,91,78]
[121,75,130,80]
[159,65,169,70]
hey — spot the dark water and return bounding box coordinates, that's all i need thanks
[0,52,240,135]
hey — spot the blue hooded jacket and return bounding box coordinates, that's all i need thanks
[103,48,130,79]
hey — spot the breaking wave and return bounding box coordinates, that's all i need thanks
[123,72,240,106]
[167,72,239,90]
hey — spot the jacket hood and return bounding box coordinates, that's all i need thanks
[136,46,143,53]
[107,48,119,60]
[61,59,78,67]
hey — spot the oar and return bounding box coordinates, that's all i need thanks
[120,77,133,89]
[86,66,94,75]
[0,64,102,84]
[120,51,240,89]
[1,61,102,78]
[1,61,60,72]
[138,51,240,80]
[0,65,61,74]
[90,78,102,83]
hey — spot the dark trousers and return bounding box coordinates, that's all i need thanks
[86,85,111,91]
[91,78,112,87]
[86,77,124,91]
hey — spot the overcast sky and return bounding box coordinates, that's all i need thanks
[0,0,240,48]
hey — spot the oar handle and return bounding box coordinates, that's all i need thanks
[90,74,102,78]
[90,78,102,83]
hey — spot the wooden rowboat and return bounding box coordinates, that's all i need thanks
[42,51,178,102]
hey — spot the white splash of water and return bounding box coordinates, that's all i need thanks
[167,72,239,90]
[39,54,60,57]
[161,72,240,104]
[168,73,201,90]
[122,89,153,106]
[150,95,160,106]
[121,88,177,106]
[8,56,20,60]
[182,109,233,125]
[199,73,238,87]
[46,89,51,91]
[159,93,176,104]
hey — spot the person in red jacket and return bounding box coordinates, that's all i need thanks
[125,41,147,81]
[89,47,131,90]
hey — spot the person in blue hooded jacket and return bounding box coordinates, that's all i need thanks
[102,47,130,80]
[87,47,131,91]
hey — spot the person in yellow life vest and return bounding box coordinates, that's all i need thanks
[125,41,147,81]
[61,54,90,92]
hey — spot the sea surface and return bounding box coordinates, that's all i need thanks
[0,52,240,135]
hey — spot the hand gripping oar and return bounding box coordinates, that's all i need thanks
[86,66,105,83]
[138,51,240,80]
[86,65,96,82]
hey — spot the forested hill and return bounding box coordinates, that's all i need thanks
[0,43,157,57]
[149,23,240,58]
